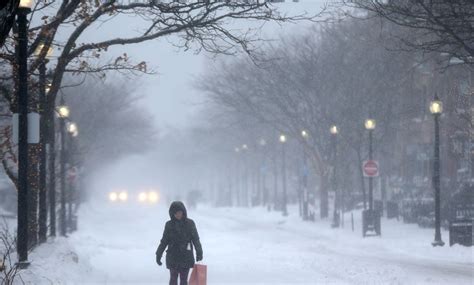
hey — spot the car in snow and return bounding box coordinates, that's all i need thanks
[108,189,160,205]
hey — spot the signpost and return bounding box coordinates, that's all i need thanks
[362,160,381,237]
[363,160,379,177]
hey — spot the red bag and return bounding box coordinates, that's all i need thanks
[189,263,207,285]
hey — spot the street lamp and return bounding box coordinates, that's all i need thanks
[365,118,376,210]
[67,122,78,134]
[330,125,339,228]
[362,118,382,237]
[58,97,69,236]
[430,95,445,247]
[233,146,241,206]
[301,130,309,139]
[66,122,78,232]
[301,130,309,220]
[279,134,288,216]
[258,138,267,208]
[16,0,33,267]
[241,144,249,207]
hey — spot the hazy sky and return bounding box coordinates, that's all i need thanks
[88,0,331,131]
[76,0,330,193]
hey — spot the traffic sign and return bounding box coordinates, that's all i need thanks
[363,160,379,177]
[67,166,78,184]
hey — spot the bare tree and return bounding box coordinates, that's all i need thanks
[65,77,156,173]
[344,0,474,66]
[0,0,323,182]
[0,0,18,46]
[198,17,425,216]
[0,222,22,285]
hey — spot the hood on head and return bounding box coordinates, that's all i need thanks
[169,201,187,220]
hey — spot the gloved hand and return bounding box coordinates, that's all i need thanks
[196,255,203,262]
[156,255,162,266]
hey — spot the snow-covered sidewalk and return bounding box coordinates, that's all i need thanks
[21,203,473,284]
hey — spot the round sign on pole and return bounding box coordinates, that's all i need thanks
[67,167,78,184]
[363,160,379,177]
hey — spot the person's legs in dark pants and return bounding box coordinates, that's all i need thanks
[169,269,179,285]
[179,268,190,285]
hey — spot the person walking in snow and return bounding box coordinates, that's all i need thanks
[156,201,203,285]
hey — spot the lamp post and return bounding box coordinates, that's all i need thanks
[234,147,241,207]
[330,125,339,228]
[242,144,249,207]
[36,43,53,244]
[430,95,445,247]
[16,0,33,267]
[259,138,267,208]
[365,119,376,211]
[66,122,78,232]
[280,134,288,216]
[301,130,309,220]
[58,98,70,237]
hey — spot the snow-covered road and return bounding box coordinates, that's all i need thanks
[24,202,473,284]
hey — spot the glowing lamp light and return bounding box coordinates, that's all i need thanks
[430,97,443,115]
[279,134,287,143]
[58,105,70,118]
[67,122,77,134]
[109,192,118,202]
[330,125,338,135]
[365,119,376,130]
[45,83,52,93]
[301,130,309,139]
[19,0,33,9]
[118,191,128,201]
[234,147,240,153]
[242,144,248,150]
[259,138,266,146]
[34,43,53,57]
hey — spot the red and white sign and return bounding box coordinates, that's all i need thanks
[363,160,379,177]
[67,167,78,184]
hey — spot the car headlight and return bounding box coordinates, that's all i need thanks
[109,192,118,202]
[138,192,147,202]
[148,191,159,203]
[118,191,128,201]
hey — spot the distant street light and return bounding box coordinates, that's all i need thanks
[16,0,33,268]
[362,118,381,237]
[330,125,339,228]
[301,130,309,139]
[58,97,69,236]
[66,122,78,232]
[241,143,249,207]
[258,138,267,207]
[430,94,445,247]
[280,134,288,216]
[67,122,78,135]
[233,146,241,206]
[365,118,376,210]
[301,130,309,220]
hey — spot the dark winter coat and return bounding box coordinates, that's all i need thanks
[156,201,203,269]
